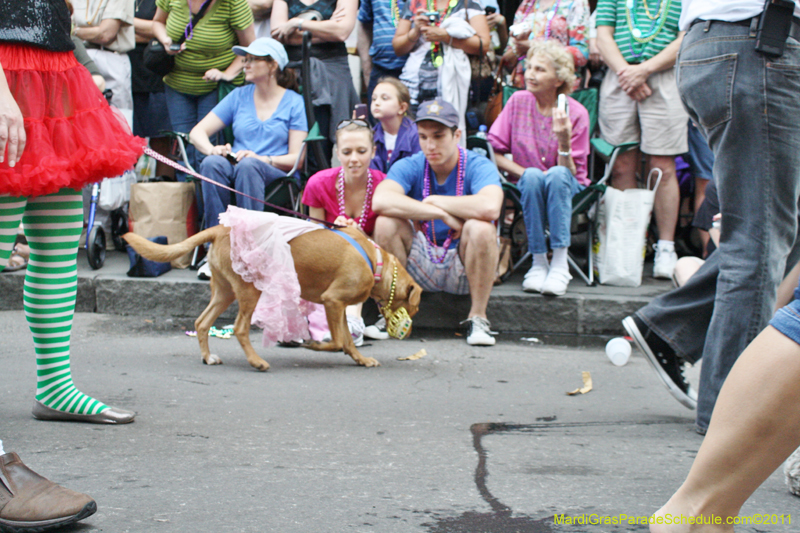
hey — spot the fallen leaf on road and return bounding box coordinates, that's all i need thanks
[398,349,427,361]
[567,371,592,395]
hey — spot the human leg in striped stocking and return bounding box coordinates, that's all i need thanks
[10,190,134,424]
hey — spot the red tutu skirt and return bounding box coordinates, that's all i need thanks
[0,43,145,198]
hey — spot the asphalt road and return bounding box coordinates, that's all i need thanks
[0,312,796,532]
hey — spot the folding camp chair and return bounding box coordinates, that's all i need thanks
[483,87,620,285]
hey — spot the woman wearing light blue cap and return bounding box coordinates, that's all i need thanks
[190,37,308,239]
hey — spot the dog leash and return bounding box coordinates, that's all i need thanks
[142,146,341,228]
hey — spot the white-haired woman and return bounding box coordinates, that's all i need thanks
[488,40,590,297]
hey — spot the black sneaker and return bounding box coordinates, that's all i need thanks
[622,315,697,410]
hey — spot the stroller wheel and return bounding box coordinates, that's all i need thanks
[87,226,106,270]
[111,208,128,252]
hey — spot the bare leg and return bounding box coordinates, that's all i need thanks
[775,260,800,311]
[694,177,708,214]
[651,326,800,533]
[649,155,680,242]
[373,216,413,267]
[610,149,639,191]
[459,219,498,319]
[346,302,363,317]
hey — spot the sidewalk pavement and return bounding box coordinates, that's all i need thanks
[0,249,671,336]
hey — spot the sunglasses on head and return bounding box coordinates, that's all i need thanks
[336,119,369,130]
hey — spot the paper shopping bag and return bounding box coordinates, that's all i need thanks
[128,182,198,269]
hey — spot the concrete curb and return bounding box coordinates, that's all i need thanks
[0,251,670,335]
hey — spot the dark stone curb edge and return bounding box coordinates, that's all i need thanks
[0,273,648,336]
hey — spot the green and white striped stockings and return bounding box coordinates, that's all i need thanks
[0,190,108,416]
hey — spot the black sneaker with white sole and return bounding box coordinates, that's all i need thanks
[622,315,697,410]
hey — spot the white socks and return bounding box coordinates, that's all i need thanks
[551,247,569,272]
[0,439,5,455]
[657,239,675,252]
[533,253,549,269]
[534,250,569,271]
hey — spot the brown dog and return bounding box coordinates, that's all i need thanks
[123,225,421,370]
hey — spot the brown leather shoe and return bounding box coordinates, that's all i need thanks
[0,453,96,532]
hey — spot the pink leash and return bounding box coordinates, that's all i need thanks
[143,146,340,228]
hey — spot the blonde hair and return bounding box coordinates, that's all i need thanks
[526,40,577,96]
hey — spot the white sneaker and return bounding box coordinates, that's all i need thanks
[462,316,497,346]
[364,317,390,340]
[541,267,572,296]
[653,244,678,279]
[347,315,365,347]
[522,263,549,293]
[197,261,211,280]
[321,318,364,347]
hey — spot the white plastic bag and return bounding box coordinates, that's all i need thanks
[593,169,662,287]
[134,152,157,182]
[98,170,137,211]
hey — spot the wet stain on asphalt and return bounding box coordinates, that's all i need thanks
[421,422,556,533]
[421,418,688,532]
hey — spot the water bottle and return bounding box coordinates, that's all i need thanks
[473,125,489,158]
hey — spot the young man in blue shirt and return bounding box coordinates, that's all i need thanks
[370,100,503,346]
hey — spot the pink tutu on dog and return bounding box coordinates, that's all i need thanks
[219,206,325,346]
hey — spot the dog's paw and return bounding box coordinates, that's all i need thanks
[361,357,381,367]
[204,353,223,365]
[249,358,270,372]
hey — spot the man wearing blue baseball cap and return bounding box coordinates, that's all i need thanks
[370,100,503,346]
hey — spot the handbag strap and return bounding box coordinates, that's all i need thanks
[491,55,505,90]
[461,5,487,109]
[178,0,212,45]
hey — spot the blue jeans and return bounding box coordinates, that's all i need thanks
[518,166,583,254]
[770,277,800,345]
[200,155,285,228]
[686,120,714,181]
[164,86,218,181]
[667,21,800,430]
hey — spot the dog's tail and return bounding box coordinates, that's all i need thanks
[122,226,224,263]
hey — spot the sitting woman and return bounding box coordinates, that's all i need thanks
[302,120,387,344]
[488,40,589,297]
[190,38,308,231]
[369,77,420,173]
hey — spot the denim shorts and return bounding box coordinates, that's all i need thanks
[770,283,800,346]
